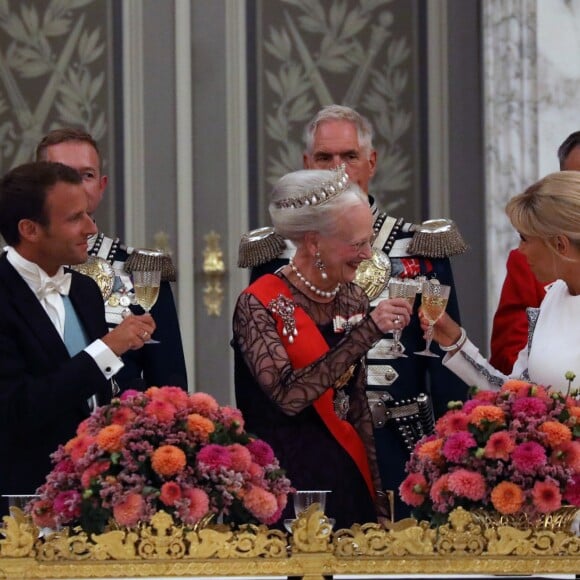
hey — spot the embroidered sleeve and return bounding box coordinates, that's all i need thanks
[233,291,382,416]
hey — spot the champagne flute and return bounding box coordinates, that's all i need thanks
[131,249,164,344]
[387,279,418,358]
[414,281,451,357]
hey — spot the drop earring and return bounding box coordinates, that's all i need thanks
[315,251,328,280]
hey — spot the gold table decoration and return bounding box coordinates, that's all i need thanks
[1,505,580,579]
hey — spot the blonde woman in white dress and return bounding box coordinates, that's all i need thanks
[421,171,580,394]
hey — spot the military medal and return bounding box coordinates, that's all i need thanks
[69,255,115,300]
[353,249,391,300]
[353,214,403,300]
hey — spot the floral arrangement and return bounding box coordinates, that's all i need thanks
[400,380,580,525]
[30,386,293,534]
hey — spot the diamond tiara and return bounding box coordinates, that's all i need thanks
[273,164,350,209]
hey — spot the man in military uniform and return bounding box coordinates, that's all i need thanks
[35,128,188,392]
[239,105,468,519]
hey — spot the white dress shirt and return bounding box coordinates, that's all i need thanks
[6,247,123,380]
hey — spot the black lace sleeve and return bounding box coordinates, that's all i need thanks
[232,283,382,416]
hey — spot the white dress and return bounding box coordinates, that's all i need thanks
[445,280,580,393]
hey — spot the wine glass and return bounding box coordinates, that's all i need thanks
[293,490,331,518]
[414,281,451,357]
[131,250,164,344]
[387,279,418,358]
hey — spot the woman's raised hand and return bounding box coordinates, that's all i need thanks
[370,298,412,334]
[418,310,462,348]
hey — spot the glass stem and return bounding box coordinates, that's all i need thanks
[393,329,402,351]
[425,323,434,351]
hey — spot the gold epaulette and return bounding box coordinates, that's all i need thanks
[407,219,468,258]
[237,226,287,268]
[125,249,177,282]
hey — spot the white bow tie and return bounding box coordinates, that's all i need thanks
[36,272,72,300]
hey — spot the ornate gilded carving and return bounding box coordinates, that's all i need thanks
[1,507,580,578]
[202,230,226,317]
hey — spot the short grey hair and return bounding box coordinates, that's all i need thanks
[303,105,374,156]
[269,169,368,242]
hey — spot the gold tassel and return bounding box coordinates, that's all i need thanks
[407,219,469,258]
[237,226,286,268]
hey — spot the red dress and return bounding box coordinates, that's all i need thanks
[490,249,546,374]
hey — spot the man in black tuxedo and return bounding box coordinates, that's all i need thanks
[35,128,188,391]
[0,161,156,516]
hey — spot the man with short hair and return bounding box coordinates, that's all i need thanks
[0,161,155,515]
[35,128,187,391]
[242,105,468,519]
[490,130,580,374]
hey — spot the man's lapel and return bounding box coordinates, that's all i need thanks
[0,255,68,360]
[68,272,105,342]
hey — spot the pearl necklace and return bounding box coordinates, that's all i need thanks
[289,258,341,298]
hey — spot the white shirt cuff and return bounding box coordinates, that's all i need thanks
[85,339,124,379]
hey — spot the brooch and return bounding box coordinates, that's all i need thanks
[268,294,298,344]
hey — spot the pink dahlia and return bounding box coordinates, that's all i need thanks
[447,469,486,501]
[179,487,210,524]
[430,473,450,504]
[221,405,245,433]
[189,392,220,417]
[197,443,233,470]
[484,431,515,461]
[512,396,548,417]
[144,399,177,423]
[53,490,82,520]
[435,410,470,437]
[242,485,279,522]
[563,473,580,506]
[512,441,547,474]
[80,460,111,488]
[442,431,477,462]
[553,440,580,472]
[399,473,428,507]
[30,498,57,529]
[113,493,145,527]
[119,388,140,401]
[228,443,253,472]
[159,481,182,506]
[246,439,275,467]
[531,480,562,513]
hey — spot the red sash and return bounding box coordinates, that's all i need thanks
[245,274,375,498]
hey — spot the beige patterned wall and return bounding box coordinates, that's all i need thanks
[0,0,117,232]
[252,0,422,224]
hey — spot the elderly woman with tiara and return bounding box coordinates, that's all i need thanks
[422,171,580,393]
[232,166,413,527]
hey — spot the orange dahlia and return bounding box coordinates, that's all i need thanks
[538,421,572,447]
[417,438,444,463]
[96,424,125,452]
[186,413,215,441]
[469,404,505,426]
[490,481,524,514]
[151,445,187,476]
